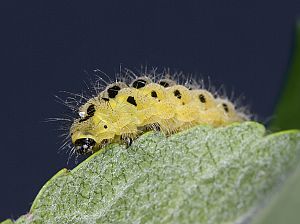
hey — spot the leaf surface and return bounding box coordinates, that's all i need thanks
[3,122,300,224]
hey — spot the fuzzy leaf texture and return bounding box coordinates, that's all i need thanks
[3,122,300,224]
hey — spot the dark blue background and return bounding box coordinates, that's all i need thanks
[1,1,300,220]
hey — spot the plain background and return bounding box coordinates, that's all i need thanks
[1,1,300,220]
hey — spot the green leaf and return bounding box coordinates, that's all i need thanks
[271,20,300,130]
[1,220,14,224]
[252,163,300,224]
[3,122,300,224]
[252,21,300,224]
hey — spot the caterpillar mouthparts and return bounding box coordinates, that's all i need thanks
[74,138,96,155]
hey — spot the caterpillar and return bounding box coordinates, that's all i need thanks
[65,70,249,156]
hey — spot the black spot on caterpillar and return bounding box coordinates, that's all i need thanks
[127,96,137,106]
[107,86,121,98]
[151,91,158,98]
[199,94,206,103]
[222,103,229,113]
[174,90,182,99]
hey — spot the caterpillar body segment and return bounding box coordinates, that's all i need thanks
[70,75,249,155]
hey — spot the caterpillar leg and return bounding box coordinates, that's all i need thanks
[120,135,134,148]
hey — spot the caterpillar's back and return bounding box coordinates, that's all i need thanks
[69,73,249,155]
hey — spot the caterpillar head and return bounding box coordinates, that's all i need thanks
[70,98,116,154]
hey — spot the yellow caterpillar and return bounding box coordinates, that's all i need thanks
[69,75,249,155]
